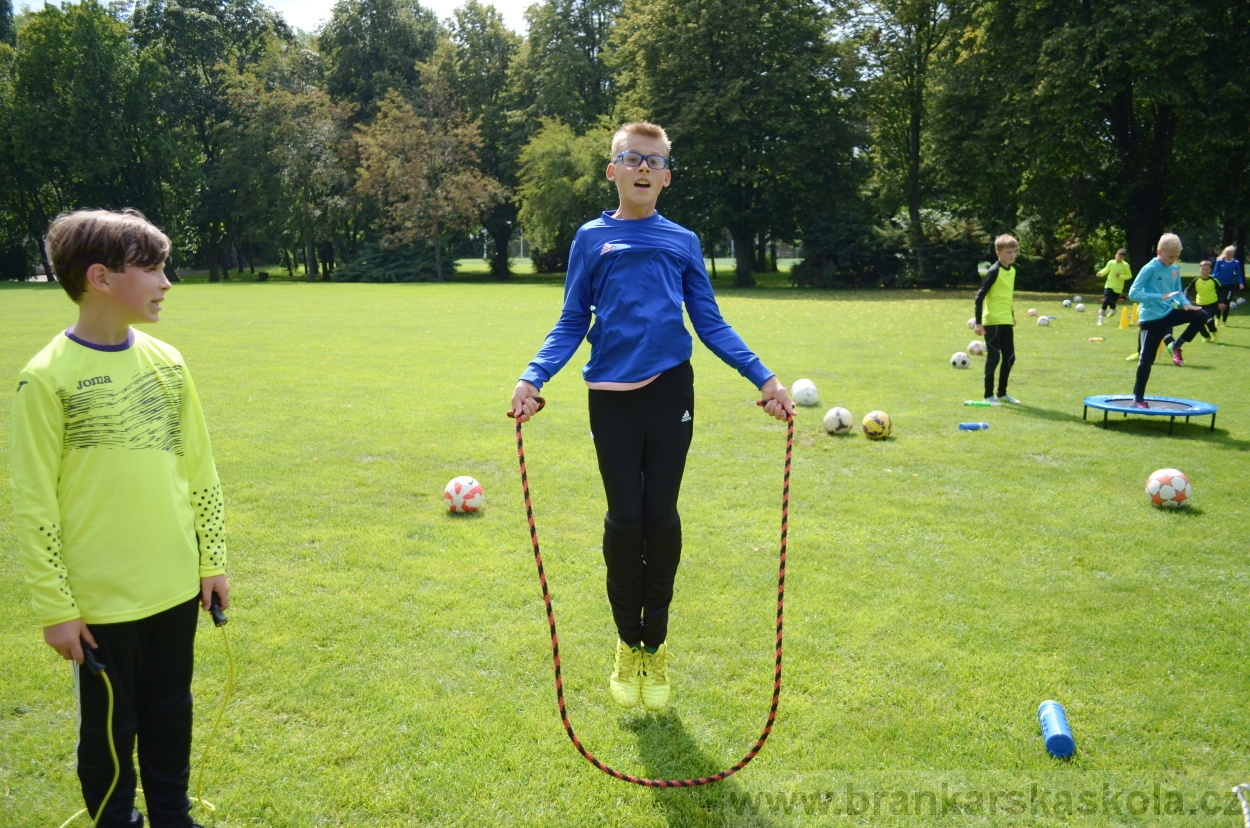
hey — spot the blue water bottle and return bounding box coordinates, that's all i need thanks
[1038,700,1075,758]
[958,422,990,431]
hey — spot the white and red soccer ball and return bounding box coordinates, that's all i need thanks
[1145,468,1191,508]
[967,340,987,356]
[444,475,484,513]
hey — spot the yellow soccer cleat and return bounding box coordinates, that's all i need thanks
[640,643,673,711]
[610,641,643,708]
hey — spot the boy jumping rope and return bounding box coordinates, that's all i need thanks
[1096,248,1132,325]
[11,209,229,828]
[973,234,1021,405]
[1127,233,1208,404]
[509,122,793,712]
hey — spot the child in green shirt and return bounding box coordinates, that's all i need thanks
[11,209,229,828]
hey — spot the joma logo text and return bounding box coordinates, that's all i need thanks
[77,375,113,390]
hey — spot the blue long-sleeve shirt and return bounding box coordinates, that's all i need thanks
[1127,257,1183,322]
[520,211,773,389]
[1211,257,1244,288]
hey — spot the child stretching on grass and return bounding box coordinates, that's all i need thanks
[11,209,229,828]
[973,234,1021,405]
[1127,233,1209,406]
[510,122,793,712]
[1096,248,1132,325]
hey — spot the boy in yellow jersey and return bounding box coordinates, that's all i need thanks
[1096,248,1132,325]
[1163,260,1223,349]
[973,234,1021,405]
[11,209,229,828]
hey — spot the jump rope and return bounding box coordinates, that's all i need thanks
[58,596,235,828]
[509,396,793,787]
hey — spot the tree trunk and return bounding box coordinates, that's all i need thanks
[707,234,717,279]
[908,99,926,283]
[769,239,778,273]
[37,236,55,283]
[732,227,756,286]
[206,226,221,283]
[305,236,318,282]
[164,261,181,283]
[484,206,514,280]
[319,241,334,281]
[434,231,445,282]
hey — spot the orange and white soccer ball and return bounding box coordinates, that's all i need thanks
[444,475,484,513]
[1145,468,1191,508]
[862,410,892,440]
[967,340,987,356]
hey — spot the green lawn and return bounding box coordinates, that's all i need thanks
[1,281,1247,827]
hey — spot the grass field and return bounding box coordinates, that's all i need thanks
[2,279,1248,827]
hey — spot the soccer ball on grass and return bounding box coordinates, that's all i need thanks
[862,410,892,440]
[1145,468,1191,508]
[951,351,970,368]
[823,407,854,435]
[444,475,484,513]
[791,378,820,406]
[967,341,987,356]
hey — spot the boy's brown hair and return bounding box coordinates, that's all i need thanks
[45,209,170,303]
[610,122,672,159]
[994,234,1019,252]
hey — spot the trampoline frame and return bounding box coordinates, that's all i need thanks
[1082,395,1218,434]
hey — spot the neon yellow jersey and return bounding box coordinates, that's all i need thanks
[1192,276,1219,306]
[11,329,226,626]
[975,262,1016,326]
[1098,259,1132,293]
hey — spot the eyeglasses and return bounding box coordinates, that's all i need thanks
[615,151,670,170]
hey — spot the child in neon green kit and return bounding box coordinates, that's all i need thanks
[1096,248,1132,325]
[11,209,229,828]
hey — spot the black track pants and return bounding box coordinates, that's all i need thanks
[1134,308,1210,398]
[588,361,694,647]
[983,324,1016,399]
[1216,284,1234,323]
[77,596,199,828]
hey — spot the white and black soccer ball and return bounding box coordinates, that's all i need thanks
[792,378,820,406]
[444,475,484,513]
[1038,316,1051,326]
[1145,468,1191,508]
[823,406,854,435]
[951,351,970,369]
[1062,299,1072,308]
[967,340,987,356]
[1074,295,1083,303]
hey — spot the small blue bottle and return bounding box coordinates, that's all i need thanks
[958,422,990,431]
[1038,700,1075,758]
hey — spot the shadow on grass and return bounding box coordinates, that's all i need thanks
[626,712,780,827]
[1012,404,1250,447]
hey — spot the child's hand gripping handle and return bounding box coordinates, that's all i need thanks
[210,594,228,627]
[507,396,546,419]
[80,639,106,675]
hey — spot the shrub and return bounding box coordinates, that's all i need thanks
[334,239,439,282]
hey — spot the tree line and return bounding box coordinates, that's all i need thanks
[1,0,1246,288]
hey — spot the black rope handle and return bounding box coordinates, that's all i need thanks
[512,399,792,786]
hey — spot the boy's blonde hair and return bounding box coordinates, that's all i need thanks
[994,234,1018,251]
[610,122,672,160]
[1157,233,1182,254]
[46,209,170,303]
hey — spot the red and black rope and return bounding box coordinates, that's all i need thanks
[511,400,792,787]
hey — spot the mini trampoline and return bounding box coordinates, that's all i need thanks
[1083,395,1218,434]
